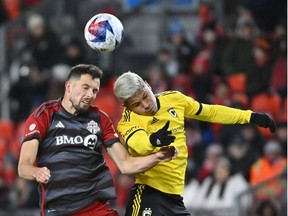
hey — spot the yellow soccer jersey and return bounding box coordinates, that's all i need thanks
[117,91,252,195]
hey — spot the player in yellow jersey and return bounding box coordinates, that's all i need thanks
[113,72,275,216]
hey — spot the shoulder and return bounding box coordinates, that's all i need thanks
[30,99,61,118]
[119,108,135,123]
[230,173,248,185]
[90,105,113,122]
[156,90,191,103]
[155,90,182,98]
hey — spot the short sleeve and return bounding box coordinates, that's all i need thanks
[99,111,120,147]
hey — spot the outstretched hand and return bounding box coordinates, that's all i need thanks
[250,112,276,133]
[155,146,178,162]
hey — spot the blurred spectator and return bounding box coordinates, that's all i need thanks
[246,38,274,98]
[239,124,265,156]
[218,123,244,149]
[250,92,281,135]
[210,81,231,106]
[186,157,251,213]
[155,45,179,79]
[168,18,199,74]
[0,1,9,24]
[222,20,255,77]
[226,134,258,181]
[20,0,43,10]
[254,199,279,216]
[9,177,38,208]
[1,0,20,20]
[238,0,286,33]
[189,45,212,101]
[0,153,17,209]
[145,65,168,94]
[0,159,7,207]
[185,120,205,183]
[270,22,286,59]
[1,0,43,22]
[61,38,88,67]
[171,73,194,97]
[47,64,70,100]
[196,143,223,183]
[9,60,48,123]
[274,122,287,157]
[196,3,224,43]
[250,140,287,200]
[190,24,227,102]
[271,35,287,99]
[234,6,259,39]
[24,13,64,70]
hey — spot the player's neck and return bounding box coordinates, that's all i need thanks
[61,97,77,115]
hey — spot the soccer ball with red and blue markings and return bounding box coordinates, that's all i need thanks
[84,13,124,52]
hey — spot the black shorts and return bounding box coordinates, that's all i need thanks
[124,184,190,216]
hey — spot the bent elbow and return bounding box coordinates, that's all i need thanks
[118,167,130,175]
[18,166,24,179]
[118,165,137,176]
[18,164,29,180]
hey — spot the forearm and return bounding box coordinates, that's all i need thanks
[193,104,252,124]
[119,153,160,175]
[18,162,51,183]
[107,142,161,175]
[18,162,38,181]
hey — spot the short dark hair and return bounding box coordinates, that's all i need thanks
[67,64,103,81]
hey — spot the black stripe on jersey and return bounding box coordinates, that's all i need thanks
[105,138,120,147]
[23,133,41,144]
[195,102,203,115]
[124,109,132,122]
[126,128,145,144]
[47,165,108,190]
[131,184,145,216]
[34,100,59,117]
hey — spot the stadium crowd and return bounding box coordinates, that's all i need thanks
[0,0,286,215]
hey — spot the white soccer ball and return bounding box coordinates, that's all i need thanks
[84,13,124,52]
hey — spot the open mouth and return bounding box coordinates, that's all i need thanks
[146,106,155,114]
[82,99,91,105]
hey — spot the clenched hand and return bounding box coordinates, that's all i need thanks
[154,146,178,162]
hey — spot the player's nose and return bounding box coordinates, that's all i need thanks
[142,101,150,109]
[86,89,94,98]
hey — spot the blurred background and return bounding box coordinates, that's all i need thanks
[0,0,286,215]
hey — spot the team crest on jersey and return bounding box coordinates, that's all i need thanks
[86,120,100,134]
[142,208,152,216]
[168,108,178,118]
[29,123,36,131]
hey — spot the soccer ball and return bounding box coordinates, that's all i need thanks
[84,13,124,52]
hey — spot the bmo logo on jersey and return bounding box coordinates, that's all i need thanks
[55,134,98,150]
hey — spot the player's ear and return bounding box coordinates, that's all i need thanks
[65,81,71,93]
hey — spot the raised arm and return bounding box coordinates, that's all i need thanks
[18,139,51,183]
[106,142,177,175]
[192,103,275,132]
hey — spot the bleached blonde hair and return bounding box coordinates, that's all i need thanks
[113,71,146,104]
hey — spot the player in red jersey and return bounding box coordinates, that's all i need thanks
[18,64,177,216]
